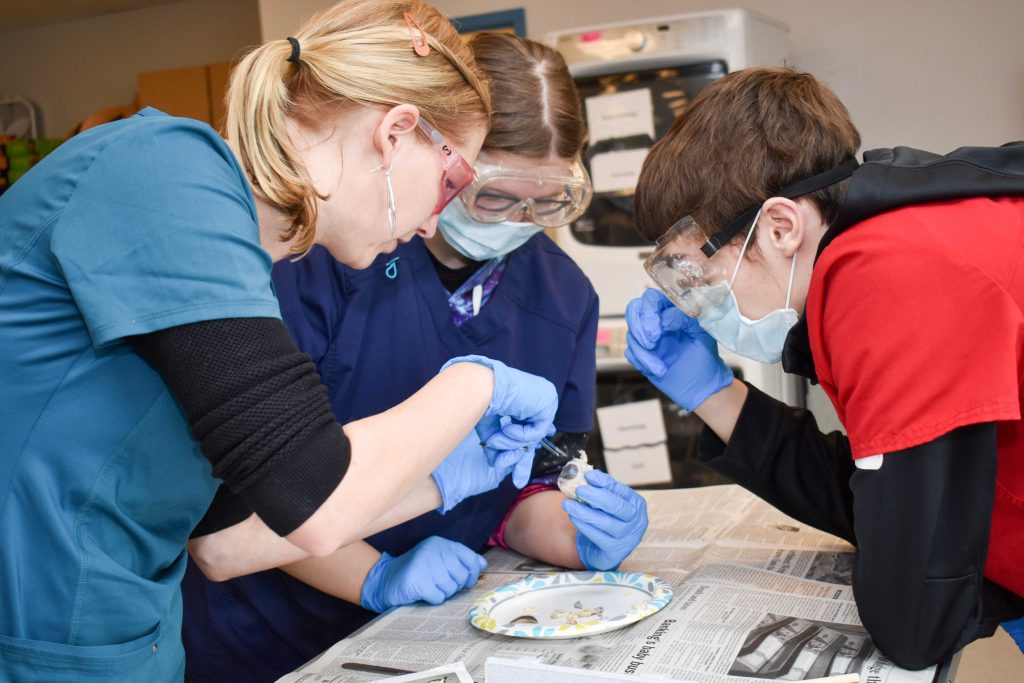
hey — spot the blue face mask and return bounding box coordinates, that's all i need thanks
[695,211,800,364]
[437,201,543,261]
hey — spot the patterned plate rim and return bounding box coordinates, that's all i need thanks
[468,571,673,639]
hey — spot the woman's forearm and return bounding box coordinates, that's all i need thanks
[192,362,493,577]
[357,476,443,538]
[188,512,308,582]
[190,477,442,581]
[504,491,583,569]
[281,541,381,604]
[287,361,493,556]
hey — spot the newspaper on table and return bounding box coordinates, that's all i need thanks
[278,662,474,683]
[277,486,938,683]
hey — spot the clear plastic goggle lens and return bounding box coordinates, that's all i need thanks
[646,254,714,316]
[462,160,593,227]
[467,192,586,227]
[643,217,731,316]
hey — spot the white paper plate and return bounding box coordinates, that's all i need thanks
[468,571,673,639]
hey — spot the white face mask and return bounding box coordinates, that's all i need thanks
[695,210,800,364]
[437,201,542,261]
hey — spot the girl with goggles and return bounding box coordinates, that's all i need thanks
[435,152,592,261]
[191,31,648,682]
[457,156,592,228]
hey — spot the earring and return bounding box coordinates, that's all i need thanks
[372,162,398,238]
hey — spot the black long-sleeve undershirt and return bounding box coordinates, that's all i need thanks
[129,317,350,537]
[698,383,1024,669]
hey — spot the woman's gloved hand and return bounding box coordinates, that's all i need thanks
[625,289,733,412]
[441,355,557,487]
[360,536,486,613]
[432,431,514,513]
[562,470,649,571]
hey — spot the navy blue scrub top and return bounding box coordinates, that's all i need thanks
[0,109,280,682]
[182,235,599,682]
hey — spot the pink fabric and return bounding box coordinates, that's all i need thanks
[487,483,558,548]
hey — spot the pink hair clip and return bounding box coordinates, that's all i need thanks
[404,12,430,57]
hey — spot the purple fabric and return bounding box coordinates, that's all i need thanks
[448,257,506,326]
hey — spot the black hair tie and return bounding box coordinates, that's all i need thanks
[286,36,301,64]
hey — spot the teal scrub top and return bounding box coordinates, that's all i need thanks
[0,109,281,681]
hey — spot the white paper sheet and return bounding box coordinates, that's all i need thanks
[485,656,687,682]
[585,89,655,143]
[596,400,672,486]
[590,148,650,193]
[596,399,667,450]
[603,444,673,487]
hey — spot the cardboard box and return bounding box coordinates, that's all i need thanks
[207,62,234,133]
[138,65,210,123]
[137,62,233,129]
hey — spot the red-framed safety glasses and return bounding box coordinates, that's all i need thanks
[417,117,474,215]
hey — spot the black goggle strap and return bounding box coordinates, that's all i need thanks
[700,158,861,258]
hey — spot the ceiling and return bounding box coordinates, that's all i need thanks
[0,0,184,32]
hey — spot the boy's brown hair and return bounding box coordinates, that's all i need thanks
[635,67,861,242]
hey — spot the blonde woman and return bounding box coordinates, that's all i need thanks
[182,33,648,682]
[0,3,558,681]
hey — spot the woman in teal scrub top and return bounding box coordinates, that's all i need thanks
[0,2,558,681]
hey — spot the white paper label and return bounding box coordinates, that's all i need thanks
[602,444,673,487]
[590,148,649,193]
[585,88,655,143]
[596,399,666,450]
[596,399,672,486]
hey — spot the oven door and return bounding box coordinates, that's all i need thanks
[586,367,733,489]
[571,60,727,252]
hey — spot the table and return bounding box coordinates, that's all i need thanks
[281,486,958,683]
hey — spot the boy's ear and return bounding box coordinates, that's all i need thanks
[761,197,804,258]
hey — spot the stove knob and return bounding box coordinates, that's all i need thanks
[625,30,647,52]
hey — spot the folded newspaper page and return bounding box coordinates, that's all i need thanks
[484,655,697,682]
[277,486,937,683]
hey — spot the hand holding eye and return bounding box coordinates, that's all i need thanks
[625,289,733,411]
[562,470,649,571]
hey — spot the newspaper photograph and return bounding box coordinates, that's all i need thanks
[276,486,939,683]
[729,613,872,680]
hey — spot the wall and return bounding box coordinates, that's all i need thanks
[257,0,1024,153]
[254,0,1024,432]
[0,0,261,137]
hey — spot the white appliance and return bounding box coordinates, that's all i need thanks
[547,9,803,407]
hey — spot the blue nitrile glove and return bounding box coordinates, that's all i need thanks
[440,355,557,488]
[1003,617,1024,653]
[562,469,649,571]
[431,431,514,513]
[360,536,487,613]
[625,289,733,412]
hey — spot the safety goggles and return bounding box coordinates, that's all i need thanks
[645,157,863,315]
[457,158,593,228]
[698,158,861,257]
[417,117,475,215]
[643,216,738,317]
